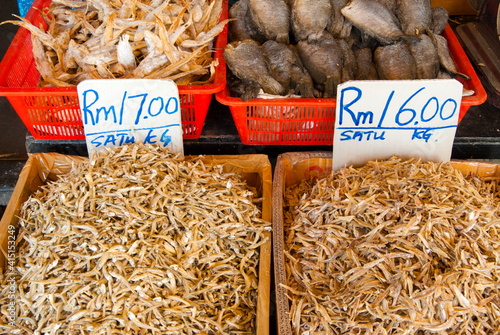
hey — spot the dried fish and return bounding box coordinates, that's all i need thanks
[395,0,432,36]
[328,0,352,39]
[248,0,290,44]
[224,40,285,100]
[291,0,332,42]
[0,143,270,334]
[283,156,500,334]
[340,0,417,45]
[408,33,440,79]
[1,0,229,86]
[353,47,378,80]
[225,0,470,100]
[228,0,265,43]
[296,32,343,98]
[428,29,471,80]
[374,42,417,80]
[261,40,315,98]
[430,6,449,35]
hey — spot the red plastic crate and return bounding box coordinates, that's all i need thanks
[216,25,487,146]
[0,0,228,140]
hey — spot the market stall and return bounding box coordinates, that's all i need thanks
[0,0,499,334]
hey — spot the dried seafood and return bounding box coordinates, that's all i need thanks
[0,143,269,334]
[283,156,500,334]
[1,0,229,86]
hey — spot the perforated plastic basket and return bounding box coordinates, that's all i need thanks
[0,0,228,140]
[216,25,487,146]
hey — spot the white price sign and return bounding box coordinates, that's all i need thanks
[77,79,184,157]
[333,79,463,171]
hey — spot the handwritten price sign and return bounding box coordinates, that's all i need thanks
[77,79,184,157]
[333,79,463,171]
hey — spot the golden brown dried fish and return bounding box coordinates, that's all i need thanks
[0,143,270,334]
[283,156,500,334]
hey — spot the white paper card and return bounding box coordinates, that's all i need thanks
[77,79,184,157]
[333,79,463,171]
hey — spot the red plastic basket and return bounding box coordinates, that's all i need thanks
[216,25,487,146]
[0,0,228,140]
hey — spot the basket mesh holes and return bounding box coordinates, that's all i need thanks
[4,34,37,87]
[182,123,197,136]
[56,108,81,122]
[250,132,279,143]
[182,106,195,122]
[180,94,194,106]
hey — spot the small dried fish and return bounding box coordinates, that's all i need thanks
[0,143,270,334]
[283,156,500,334]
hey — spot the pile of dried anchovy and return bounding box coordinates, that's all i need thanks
[1,0,228,86]
[283,156,500,334]
[0,143,269,334]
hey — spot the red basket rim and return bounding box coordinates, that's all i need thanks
[0,0,228,96]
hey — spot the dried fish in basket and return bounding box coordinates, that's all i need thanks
[273,152,500,335]
[0,143,272,335]
[0,0,230,86]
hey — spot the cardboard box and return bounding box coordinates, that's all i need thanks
[272,151,500,335]
[0,152,272,335]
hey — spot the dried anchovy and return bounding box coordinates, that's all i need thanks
[283,156,500,334]
[0,143,269,334]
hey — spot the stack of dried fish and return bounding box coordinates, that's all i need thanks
[225,0,469,100]
[0,143,269,334]
[283,156,500,334]
[1,0,229,86]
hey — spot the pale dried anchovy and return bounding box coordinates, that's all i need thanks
[0,143,269,334]
[283,156,500,335]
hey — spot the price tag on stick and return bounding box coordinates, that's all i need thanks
[333,79,463,171]
[77,79,184,158]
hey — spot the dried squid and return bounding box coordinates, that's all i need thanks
[1,0,229,86]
